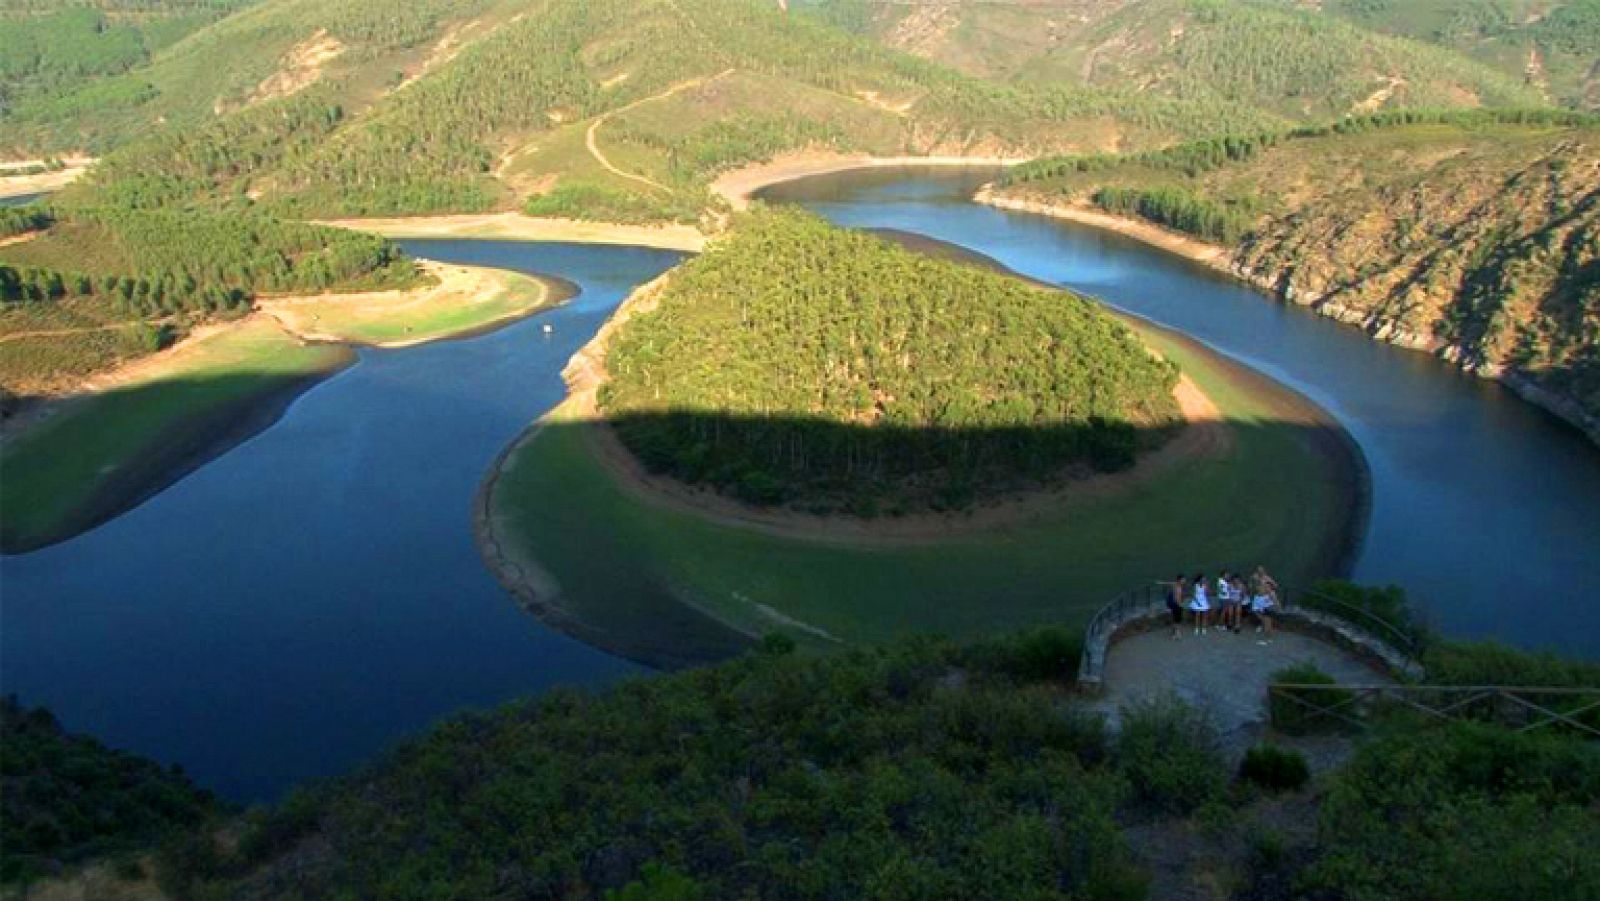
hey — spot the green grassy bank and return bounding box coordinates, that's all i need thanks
[0,319,352,553]
[486,316,1361,667]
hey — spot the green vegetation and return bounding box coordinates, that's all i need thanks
[1304,722,1600,899]
[0,1,264,151]
[1301,0,1600,109]
[1092,185,1253,243]
[0,695,220,886]
[493,303,1356,666]
[993,111,1600,430]
[0,318,352,552]
[1268,662,1350,735]
[601,210,1181,512]
[0,203,417,404]
[1238,744,1310,792]
[55,620,1588,898]
[0,202,51,238]
[20,0,1285,221]
[152,637,1146,898]
[812,0,1552,121]
[1114,694,1227,814]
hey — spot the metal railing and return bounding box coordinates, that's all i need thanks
[1268,683,1600,739]
[1280,585,1423,667]
[1077,579,1424,688]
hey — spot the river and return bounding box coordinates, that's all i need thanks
[0,241,681,801]
[2,172,1597,801]
[767,168,1600,656]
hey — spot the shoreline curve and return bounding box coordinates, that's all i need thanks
[973,187,1600,449]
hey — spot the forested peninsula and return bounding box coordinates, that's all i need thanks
[598,209,1182,514]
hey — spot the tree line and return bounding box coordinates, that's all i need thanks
[1006,107,1600,185]
[1092,186,1255,244]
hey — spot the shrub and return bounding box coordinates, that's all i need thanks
[984,626,1084,684]
[1268,662,1352,735]
[1238,744,1310,791]
[1115,694,1227,814]
[1306,724,1600,899]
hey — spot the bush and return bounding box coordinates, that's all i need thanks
[1268,662,1352,735]
[1115,694,1227,814]
[1305,724,1600,899]
[1239,744,1310,791]
[984,626,1084,684]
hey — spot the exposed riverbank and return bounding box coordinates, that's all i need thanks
[974,187,1600,448]
[318,213,706,252]
[1,262,571,553]
[0,157,93,200]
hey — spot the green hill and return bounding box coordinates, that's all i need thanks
[993,109,1600,438]
[26,0,1286,221]
[599,209,1182,513]
[0,0,265,154]
[807,0,1552,124]
[1284,0,1600,110]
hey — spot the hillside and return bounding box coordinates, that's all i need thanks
[0,696,221,885]
[991,110,1600,440]
[0,202,417,405]
[598,209,1182,513]
[44,621,1595,899]
[24,0,1290,223]
[0,0,265,154]
[1288,0,1600,110]
[806,0,1553,124]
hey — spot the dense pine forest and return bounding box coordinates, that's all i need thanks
[600,210,1181,513]
[993,110,1600,433]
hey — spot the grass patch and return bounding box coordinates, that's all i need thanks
[1,318,351,552]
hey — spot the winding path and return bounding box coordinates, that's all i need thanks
[584,68,736,191]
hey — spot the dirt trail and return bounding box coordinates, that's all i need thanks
[584,69,737,191]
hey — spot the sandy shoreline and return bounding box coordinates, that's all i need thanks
[317,212,707,252]
[0,157,94,200]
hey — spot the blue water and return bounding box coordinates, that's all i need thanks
[4,172,1598,802]
[769,168,1600,657]
[0,241,682,801]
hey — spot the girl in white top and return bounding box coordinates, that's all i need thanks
[1251,582,1276,643]
[1189,571,1211,634]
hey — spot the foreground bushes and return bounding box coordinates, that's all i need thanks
[1305,723,1600,900]
[169,638,1147,899]
[0,697,219,886]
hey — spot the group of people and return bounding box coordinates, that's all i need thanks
[1161,566,1280,644]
